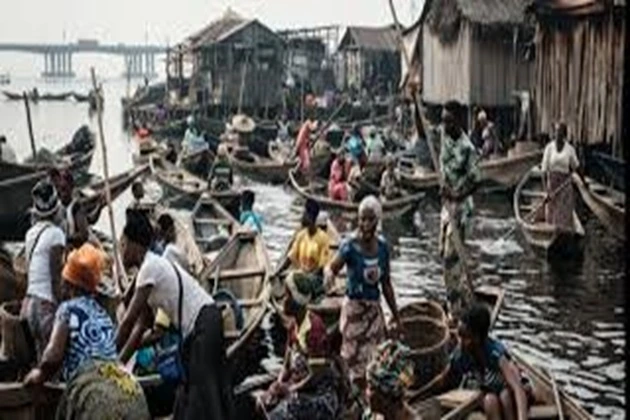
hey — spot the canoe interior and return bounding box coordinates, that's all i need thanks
[573,173,625,241]
[191,195,238,255]
[230,147,296,184]
[288,168,422,220]
[409,351,593,420]
[200,231,270,358]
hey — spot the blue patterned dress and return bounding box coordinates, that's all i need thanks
[55,295,118,381]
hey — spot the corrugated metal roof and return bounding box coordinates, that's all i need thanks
[338,26,398,51]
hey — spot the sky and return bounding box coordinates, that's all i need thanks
[0,0,423,45]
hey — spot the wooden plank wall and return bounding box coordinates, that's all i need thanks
[534,11,625,159]
[422,22,472,104]
[469,27,534,107]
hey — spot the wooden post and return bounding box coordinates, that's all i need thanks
[22,92,36,160]
[90,68,127,294]
[237,49,249,115]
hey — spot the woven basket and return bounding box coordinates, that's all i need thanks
[399,300,446,324]
[0,300,33,368]
[401,315,450,390]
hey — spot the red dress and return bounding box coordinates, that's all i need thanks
[296,122,312,173]
[328,159,351,201]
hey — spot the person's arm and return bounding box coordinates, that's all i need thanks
[115,285,153,353]
[499,356,528,420]
[24,314,69,385]
[324,243,347,291]
[49,244,64,303]
[119,303,154,363]
[454,146,480,200]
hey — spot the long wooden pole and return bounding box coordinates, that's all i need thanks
[237,50,249,115]
[90,68,127,295]
[23,92,36,159]
[388,0,475,296]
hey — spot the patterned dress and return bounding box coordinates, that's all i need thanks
[54,296,149,420]
[268,311,340,420]
[438,128,480,316]
[337,234,390,383]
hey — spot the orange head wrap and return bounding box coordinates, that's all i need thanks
[62,243,105,292]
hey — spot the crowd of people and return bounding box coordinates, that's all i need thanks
[9,95,585,420]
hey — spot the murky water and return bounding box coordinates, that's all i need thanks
[0,77,624,419]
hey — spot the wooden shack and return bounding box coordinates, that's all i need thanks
[412,0,534,132]
[530,0,625,160]
[337,26,400,95]
[172,9,285,114]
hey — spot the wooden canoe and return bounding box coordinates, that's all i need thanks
[572,173,625,241]
[0,145,95,241]
[11,164,151,294]
[268,140,334,179]
[514,166,584,258]
[408,350,593,419]
[198,230,271,360]
[269,218,344,327]
[229,147,297,185]
[191,194,239,260]
[0,374,166,420]
[288,168,423,221]
[398,147,542,192]
[150,157,241,215]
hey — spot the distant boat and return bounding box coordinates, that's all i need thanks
[0,73,9,85]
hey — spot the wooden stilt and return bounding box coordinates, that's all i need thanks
[22,93,36,160]
[90,68,127,295]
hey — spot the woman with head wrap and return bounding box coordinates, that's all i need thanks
[273,199,331,283]
[363,340,418,420]
[258,271,341,420]
[207,143,234,191]
[21,180,66,360]
[24,243,150,420]
[324,195,402,392]
[116,209,232,419]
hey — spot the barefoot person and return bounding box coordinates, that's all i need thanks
[324,195,402,392]
[416,304,531,420]
[438,100,480,320]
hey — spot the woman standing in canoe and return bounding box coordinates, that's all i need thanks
[541,122,580,232]
[294,118,318,177]
[324,195,402,392]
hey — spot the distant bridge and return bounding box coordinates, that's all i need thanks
[0,40,167,79]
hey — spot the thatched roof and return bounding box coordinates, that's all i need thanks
[338,26,398,52]
[421,0,532,43]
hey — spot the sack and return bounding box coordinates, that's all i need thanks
[155,262,185,383]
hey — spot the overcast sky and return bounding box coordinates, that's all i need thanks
[0,0,423,45]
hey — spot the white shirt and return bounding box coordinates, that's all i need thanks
[541,141,579,174]
[136,252,213,337]
[162,243,189,273]
[0,143,17,163]
[25,221,66,302]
